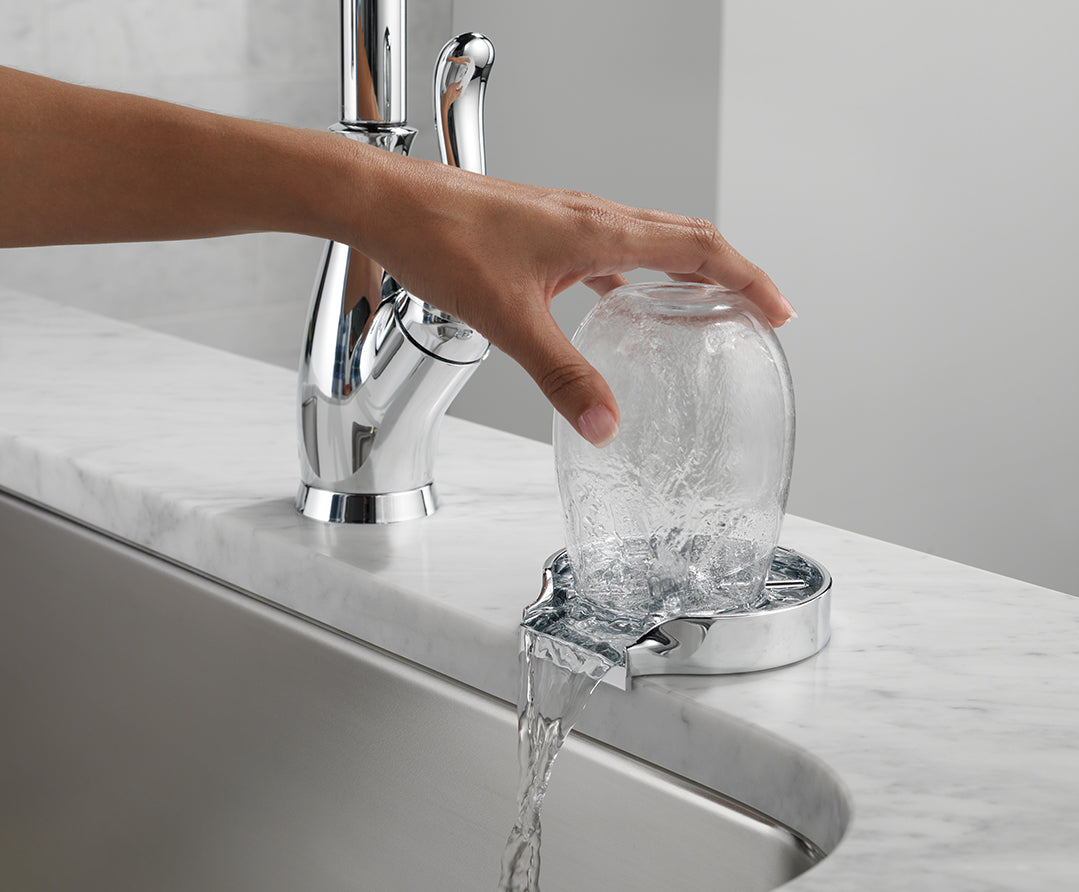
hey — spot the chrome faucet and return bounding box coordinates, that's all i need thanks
[296,0,495,523]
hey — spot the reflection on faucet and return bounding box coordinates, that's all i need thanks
[296,7,497,524]
[438,59,470,165]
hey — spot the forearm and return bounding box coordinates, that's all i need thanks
[0,66,374,248]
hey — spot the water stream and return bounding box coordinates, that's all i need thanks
[498,538,778,890]
[497,630,613,892]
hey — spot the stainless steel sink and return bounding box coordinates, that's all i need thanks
[0,491,823,891]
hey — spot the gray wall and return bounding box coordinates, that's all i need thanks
[2,1,1073,593]
[717,1,1078,595]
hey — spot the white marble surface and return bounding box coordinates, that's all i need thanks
[2,289,1077,889]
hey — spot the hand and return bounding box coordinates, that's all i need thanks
[338,149,795,446]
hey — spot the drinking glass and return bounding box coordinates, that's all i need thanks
[553,283,795,624]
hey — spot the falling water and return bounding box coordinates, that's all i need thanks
[498,536,777,890]
[497,630,613,892]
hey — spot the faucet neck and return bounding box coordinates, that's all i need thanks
[341,0,407,126]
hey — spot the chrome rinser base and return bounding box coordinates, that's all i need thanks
[295,483,437,524]
[525,547,831,689]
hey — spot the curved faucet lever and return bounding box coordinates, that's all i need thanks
[415,33,497,324]
[434,33,495,175]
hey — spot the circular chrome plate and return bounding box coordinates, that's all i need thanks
[296,484,437,524]
[535,546,831,678]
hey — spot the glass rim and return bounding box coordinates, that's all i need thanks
[602,282,762,319]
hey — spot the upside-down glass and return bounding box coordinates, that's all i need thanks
[553,283,795,627]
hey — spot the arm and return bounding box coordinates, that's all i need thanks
[0,66,793,445]
[0,65,350,247]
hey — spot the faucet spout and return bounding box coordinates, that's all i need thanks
[341,0,407,126]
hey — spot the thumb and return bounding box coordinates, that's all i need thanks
[503,310,620,448]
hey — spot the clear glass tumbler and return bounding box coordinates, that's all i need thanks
[553,283,795,626]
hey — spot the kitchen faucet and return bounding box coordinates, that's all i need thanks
[296,0,494,523]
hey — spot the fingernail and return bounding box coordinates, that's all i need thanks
[781,294,798,319]
[577,405,619,448]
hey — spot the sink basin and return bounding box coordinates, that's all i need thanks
[0,491,823,891]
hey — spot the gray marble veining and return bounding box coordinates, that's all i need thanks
[1,288,1076,889]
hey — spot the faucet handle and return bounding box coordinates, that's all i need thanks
[434,33,495,175]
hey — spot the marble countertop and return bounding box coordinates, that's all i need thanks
[2,289,1076,890]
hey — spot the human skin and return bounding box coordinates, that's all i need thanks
[0,65,794,446]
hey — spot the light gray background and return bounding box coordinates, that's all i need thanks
[2,1,1074,594]
[716,1,1078,596]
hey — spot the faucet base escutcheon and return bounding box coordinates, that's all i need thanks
[296,483,438,524]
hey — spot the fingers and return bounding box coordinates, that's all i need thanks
[583,272,628,297]
[563,194,795,326]
[494,305,621,448]
[641,217,794,325]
